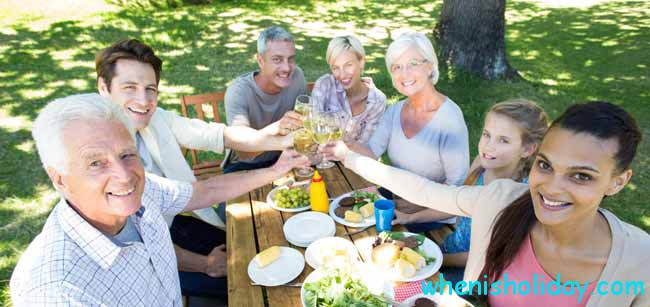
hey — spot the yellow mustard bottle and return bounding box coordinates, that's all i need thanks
[310,170,329,213]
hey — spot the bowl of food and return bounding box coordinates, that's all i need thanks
[301,264,393,307]
[305,236,360,269]
[267,181,311,212]
[401,293,477,307]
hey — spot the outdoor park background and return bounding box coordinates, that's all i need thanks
[0,0,648,304]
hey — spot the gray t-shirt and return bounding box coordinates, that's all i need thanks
[367,98,469,185]
[112,216,143,245]
[224,67,307,164]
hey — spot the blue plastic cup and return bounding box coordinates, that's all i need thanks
[374,199,395,232]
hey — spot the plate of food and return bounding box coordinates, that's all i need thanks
[248,246,305,287]
[366,232,442,282]
[301,264,394,307]
[329,187,383,227]
[400,292,477,307]
[304,236,360,269]
[267,181,311,212]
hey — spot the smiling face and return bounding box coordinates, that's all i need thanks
[329,51,364,90]
[257,40,296,92]
[478,112,533,172]
[389,47,433,97]
[528,127,631,226]
[98,59,158,130]
[51,119,144,234]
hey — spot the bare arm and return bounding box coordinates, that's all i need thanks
[184,150,308,212]
[223,125,292,152]
[443,252,469,267]
[174,244,227,277]
[228,110,303,160]
[392,207,455,225]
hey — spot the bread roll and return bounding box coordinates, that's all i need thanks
[371,243,400,268]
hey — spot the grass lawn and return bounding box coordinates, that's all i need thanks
[0,0,648,304]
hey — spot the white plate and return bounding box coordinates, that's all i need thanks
[247,247,305,287]
[305,237,359,269]
[328,189,384,228]
[400,292,475,307]
[267,181,312,212]
[284,212,335,245]
[287,228,336,248]
[300,264,394,307]
[362,232,443,282]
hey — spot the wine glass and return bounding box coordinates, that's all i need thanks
[294,94,314,134]
[292,128,316,177]
[311,111,343,169]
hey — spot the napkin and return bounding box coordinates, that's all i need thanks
[393,280,424,302]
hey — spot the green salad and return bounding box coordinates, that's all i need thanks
[303,268,389,307]
[350,191,380,212]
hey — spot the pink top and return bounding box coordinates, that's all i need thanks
[489,235,597,307]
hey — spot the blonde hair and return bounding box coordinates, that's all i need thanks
[326,35,365,65]
[385,32,439,85]
[465,99,549,184]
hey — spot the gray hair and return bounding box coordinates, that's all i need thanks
[257,26,294,55]
[385,32,440,85]
[326,35,365,65]
[32,93,136,174]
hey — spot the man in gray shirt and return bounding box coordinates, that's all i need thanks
[224,26,307,173]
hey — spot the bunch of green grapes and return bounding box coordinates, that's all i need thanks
[273,188,309,208]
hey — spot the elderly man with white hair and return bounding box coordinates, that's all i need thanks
[9,93,307,306]
[224,26,307,173]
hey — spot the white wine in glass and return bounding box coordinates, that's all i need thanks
[328,126,343,142]
[294,95,311,116]
[311,112,339,169]
[292,129,316,177]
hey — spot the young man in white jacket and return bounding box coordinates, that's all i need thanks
[95,39,302,299]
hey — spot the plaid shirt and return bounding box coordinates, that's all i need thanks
[311,74,387,144]
[10,174,192,306]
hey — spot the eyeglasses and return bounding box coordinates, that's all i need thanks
[390,59,429,74]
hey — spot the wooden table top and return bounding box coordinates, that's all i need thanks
[226,163,443,307]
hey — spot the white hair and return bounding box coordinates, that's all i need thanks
[32,93,135,174]
[385,32,440,85]
[257,26,294,55]
[326,35,365,65]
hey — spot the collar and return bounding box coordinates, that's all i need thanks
[57,198,145,270]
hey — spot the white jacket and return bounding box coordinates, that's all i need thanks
[139,107,226,229]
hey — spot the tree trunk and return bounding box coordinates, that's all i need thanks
[434,0,520,80]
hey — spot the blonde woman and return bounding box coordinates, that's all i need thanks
[311,35,387,144]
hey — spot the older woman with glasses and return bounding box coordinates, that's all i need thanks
[311,35,387,144]
[346,32,470,230]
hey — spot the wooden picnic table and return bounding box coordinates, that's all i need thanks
[226,163,446,307]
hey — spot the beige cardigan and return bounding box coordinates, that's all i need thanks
[140,107,226,228]
[344,151,650,306]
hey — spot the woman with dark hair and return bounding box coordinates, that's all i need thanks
[323,102,649,306]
